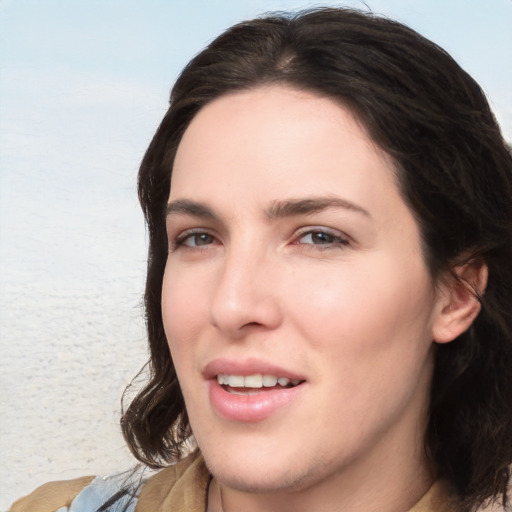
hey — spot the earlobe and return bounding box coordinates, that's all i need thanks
[432,259,488,344]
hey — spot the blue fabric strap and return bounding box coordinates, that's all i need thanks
[55,474,139,512]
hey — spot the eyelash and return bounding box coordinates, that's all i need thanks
[169,227,350,252]
[294,228,349,250]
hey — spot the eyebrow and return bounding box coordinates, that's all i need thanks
[165,196,370,221]
[166,199,218,220]
[265,197,371,220]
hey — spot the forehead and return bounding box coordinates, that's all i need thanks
[175,85,375,158]
[169,85,409,230]
[173,86,390,184]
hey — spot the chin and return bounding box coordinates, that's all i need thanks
[209,464,310,494]
[201,445,329,494]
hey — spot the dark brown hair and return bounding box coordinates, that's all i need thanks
[121,8,512,511]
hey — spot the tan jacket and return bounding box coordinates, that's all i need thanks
[9,453,458,512]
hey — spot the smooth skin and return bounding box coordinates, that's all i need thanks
[162,86,484,512]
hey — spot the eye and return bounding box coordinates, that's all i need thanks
[173,230,218,250]
[296,229,349,248]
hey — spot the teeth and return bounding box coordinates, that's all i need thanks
[262,375,277,387]
[244,375,263,388]
[216,374,300,388]
[228,375,244,387]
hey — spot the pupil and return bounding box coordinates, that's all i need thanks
[314,232,331,244]
[196,234,211,245]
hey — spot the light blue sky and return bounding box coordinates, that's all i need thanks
[1,1,511,118]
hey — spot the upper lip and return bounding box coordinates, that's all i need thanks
[203,358,306,381]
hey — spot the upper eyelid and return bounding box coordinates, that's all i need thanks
[171,224,347,236]
[295,225,343,234]
[294,225,350,240]
[175,226,215,236]
[174,227,219,242]
[166,216,220,237]
[166,221,352,245]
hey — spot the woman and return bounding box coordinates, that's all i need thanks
[10,7,512,512]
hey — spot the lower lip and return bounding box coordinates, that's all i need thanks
[208,380,304,422]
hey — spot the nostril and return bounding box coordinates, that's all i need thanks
[243,321,263,328]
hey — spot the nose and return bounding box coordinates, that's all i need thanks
[209,246,282,338]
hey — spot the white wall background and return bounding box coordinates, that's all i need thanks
[1,0,511,509]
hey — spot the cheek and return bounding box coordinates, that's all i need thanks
[286,255,435,362]
[161,265,207,367]
[287,259,436,429]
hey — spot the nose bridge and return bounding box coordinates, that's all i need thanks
[209,236,281,336]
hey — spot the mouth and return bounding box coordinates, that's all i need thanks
[205,360,306,422]
[203,358,307,421]
[216,374,303,395]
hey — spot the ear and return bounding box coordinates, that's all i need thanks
[432,259,488,344]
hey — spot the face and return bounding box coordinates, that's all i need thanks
[162,86,442,494]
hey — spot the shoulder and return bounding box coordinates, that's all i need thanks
[9,473,140,512]
[136,451,210,511]
[8,476,95,512]
[7,452,210,512]
[7,472,140,512]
